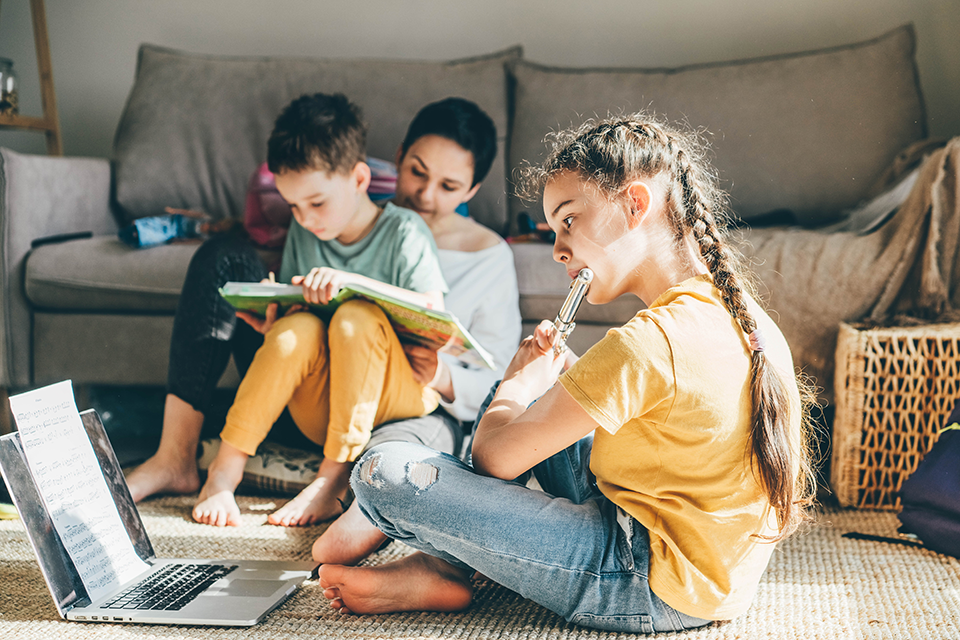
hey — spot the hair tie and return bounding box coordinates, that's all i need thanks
[747,328,766,353]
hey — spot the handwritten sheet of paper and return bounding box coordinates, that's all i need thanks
[9,381,150,603]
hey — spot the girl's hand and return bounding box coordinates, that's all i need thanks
[471,321,593,479]
[500,320,566,403]
[292,267,353,305]
[563,348,580,370]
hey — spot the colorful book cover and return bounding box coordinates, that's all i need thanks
[219,281,495,369]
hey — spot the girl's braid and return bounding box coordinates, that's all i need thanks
[659,127,758,338]
[663,127,809,536]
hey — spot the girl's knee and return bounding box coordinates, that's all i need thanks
[351,442,443,499]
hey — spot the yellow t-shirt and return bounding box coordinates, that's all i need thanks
[559,274,800,621]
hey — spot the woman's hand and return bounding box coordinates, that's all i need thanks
[403,344,455,401]
[236,274,309,334]
[292,267,354,305]
[236,302,308,335]
[403,344,439,385]
[236,302,279,335]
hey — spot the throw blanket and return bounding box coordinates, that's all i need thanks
[739,137,960,401]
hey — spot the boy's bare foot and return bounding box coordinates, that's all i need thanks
[192,441,248,527]
[312,501,389,565]
[268,457,351,527]
[126,453,200,503]
[318,552,473,615]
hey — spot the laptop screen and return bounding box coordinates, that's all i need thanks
[0,409,154,615]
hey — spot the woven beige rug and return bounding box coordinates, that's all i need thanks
[1,495,958,639]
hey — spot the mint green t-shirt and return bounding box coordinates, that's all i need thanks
[278,202,447,294]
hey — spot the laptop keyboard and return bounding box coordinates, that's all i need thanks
[101,563,237,611]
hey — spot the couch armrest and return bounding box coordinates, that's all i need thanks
[0,148,117,388]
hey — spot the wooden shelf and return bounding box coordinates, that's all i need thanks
[0,113,54,131]
[0,0,62,155]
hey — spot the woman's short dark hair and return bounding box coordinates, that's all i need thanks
[400,97,497,187]
[267,93,367,175]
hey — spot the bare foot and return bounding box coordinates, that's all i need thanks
[268,458,351,527]
[318,552,473,615]
[192,441,248,527]
[312,501,389,565]
[125,453,200,503]
[126,393,205,503]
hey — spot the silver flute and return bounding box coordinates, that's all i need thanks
[553,268,594,356]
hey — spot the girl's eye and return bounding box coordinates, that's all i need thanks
[442,184,457,192]
[563,216,573,229]
[311,202,324,209]
[411,167,425,177]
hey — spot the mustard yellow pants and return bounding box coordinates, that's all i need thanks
[220,300,439,462]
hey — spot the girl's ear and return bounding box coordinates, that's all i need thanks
[395,146,405,167]
[625,180,652,229]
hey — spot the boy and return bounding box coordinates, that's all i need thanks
[309,97,522,558]
[191,93,448,527]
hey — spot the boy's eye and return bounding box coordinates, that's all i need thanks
[442,183,458,192]
[311,202,325,209]
[563,216,573,229]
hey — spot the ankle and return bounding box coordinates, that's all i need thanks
[148,448,200,473]
[207,442,249,484]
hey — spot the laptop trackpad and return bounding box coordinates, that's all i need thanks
[207,580,282,597]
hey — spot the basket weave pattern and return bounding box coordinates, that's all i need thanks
[831,322,960,509]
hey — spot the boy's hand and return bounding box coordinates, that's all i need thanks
[292,267,353,305]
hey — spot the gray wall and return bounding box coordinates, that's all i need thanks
[1,0,958,158]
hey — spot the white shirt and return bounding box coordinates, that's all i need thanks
[438,240,522,421]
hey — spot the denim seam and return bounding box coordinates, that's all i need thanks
[395,521,643,580]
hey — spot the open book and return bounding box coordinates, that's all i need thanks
[219,281,495,369]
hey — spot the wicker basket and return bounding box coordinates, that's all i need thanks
[831,321,960,509]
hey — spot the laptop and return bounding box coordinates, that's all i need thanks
[0,408,317,626]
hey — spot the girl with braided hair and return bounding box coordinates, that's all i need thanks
[317,113,816,634]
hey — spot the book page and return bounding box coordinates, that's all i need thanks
[9,381,150,604]
[220,281,495,368]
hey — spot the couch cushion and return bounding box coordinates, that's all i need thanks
[25,236,198,312]
[33,312,176,385]
[113,44,520,235]
[508,24,925,230]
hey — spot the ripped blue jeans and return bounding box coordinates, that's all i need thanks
[351,434,710,634]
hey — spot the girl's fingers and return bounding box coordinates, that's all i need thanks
[533,320,558,354]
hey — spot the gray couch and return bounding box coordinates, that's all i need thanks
[0,25,926,402]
